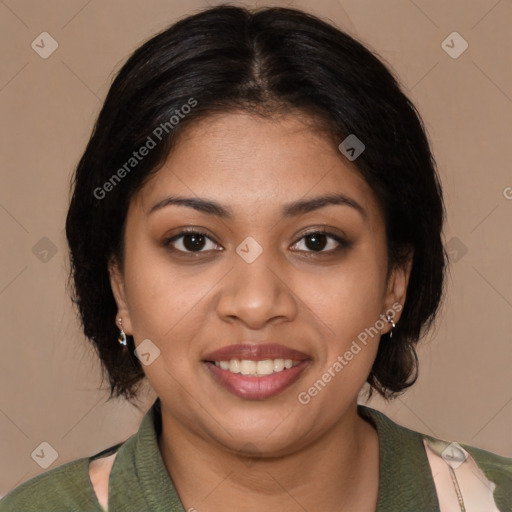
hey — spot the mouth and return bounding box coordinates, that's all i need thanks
[209,357,302,376]
[202,343,312,400]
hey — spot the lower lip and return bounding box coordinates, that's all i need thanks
[204,360,311,400]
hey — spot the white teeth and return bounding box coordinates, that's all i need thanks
[229,359,241,373]
[256,359,274,375]
[240,360,256,375]
[212,358,300,376]
[274,359,285,372]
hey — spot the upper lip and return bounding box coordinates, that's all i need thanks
[203,343,311,362]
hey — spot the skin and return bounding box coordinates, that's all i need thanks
[109,111,412,511]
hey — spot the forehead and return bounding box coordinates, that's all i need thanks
[136,111,381,222]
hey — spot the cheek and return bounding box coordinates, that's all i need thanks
[295,258,385,413]
[121,250,215,394]
[299,247,387,341]
[120,236,204,345]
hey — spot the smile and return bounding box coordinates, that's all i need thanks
[202,342,312,399]
[212,358,301,376]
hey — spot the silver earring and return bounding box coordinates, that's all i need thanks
[386,312,396,338]
[117,318,127,346]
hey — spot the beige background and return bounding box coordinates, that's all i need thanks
[1,0,511,496]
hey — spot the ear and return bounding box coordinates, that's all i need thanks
[381,249,414,334]
[108,256,133,335]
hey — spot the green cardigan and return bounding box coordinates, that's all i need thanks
[1,400,511,511]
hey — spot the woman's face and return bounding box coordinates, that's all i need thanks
[110,111,410,455]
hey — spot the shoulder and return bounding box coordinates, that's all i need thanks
[461,441,512,471]
[434,436,512,491]
[423,435,512,510]
[422,433,512,478]
[0,443,124,512]
[360,404,512,472]
[359,404,512,508]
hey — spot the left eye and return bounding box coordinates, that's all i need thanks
[290,231,346,253]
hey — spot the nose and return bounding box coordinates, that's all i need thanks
[215,248,298,330]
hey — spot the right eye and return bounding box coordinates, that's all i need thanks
[163,229,222,254]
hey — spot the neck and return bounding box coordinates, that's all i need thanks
[157,401,380,512]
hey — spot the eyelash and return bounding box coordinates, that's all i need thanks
[162,227,349,257]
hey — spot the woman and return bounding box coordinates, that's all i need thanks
[1,4,510,511]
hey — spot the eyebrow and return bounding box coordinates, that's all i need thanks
[148,193,366,219]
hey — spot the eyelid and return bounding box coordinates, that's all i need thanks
[163,227,220,253]
[290,227,349,253]
[163,226,349,255]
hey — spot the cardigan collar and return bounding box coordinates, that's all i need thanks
[112,398,440,511]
